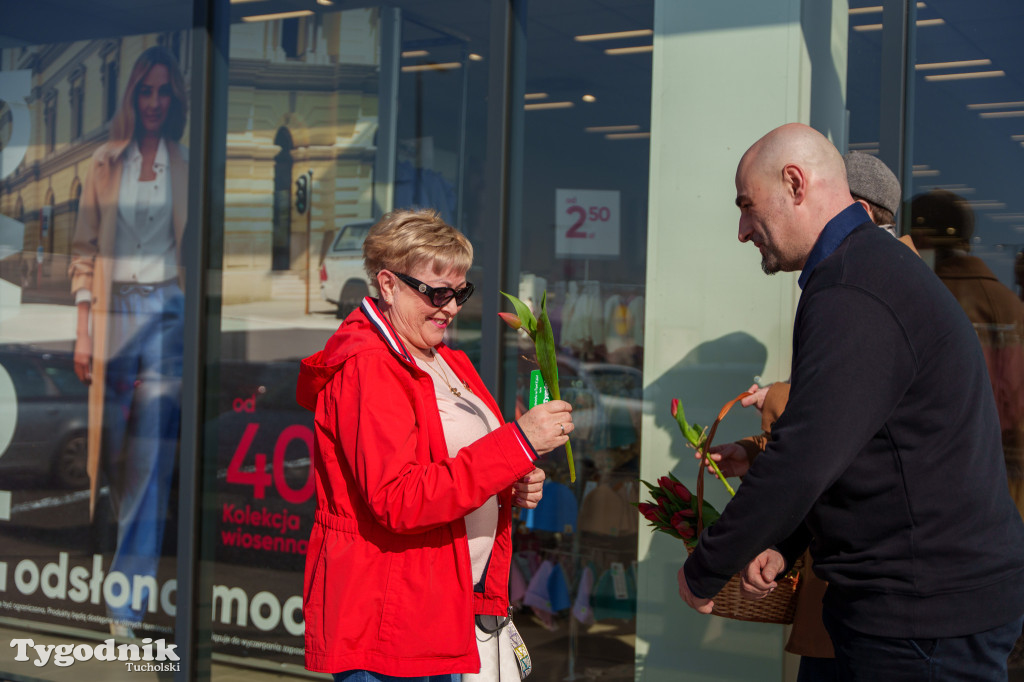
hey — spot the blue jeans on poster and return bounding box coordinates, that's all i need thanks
[823,607,1024,681]
[333,672,460,682]
[102,282,184,623]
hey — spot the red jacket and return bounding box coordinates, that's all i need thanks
[296,298,539,676]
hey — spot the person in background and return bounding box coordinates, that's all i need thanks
[297,208,573,681]
[69,45,189,637]
[910,189,1024,518]
[679,123,1024,681]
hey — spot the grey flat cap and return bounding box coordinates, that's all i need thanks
[843,151,901,216]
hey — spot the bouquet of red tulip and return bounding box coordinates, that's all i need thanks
[638,392,754,547]
[637,474,720,551]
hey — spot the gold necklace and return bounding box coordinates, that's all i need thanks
[422,353,470,397]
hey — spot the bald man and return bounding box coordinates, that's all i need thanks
[678,123,1024,681]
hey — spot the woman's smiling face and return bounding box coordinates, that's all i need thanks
[385,261,469,358]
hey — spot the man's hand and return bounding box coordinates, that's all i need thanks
[696,442,751,479]
[677,566,714,614]
[740,382,772,412]
[512,467,546,508]
[740,549,785,600]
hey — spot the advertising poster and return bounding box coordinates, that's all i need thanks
[0,30,194,651]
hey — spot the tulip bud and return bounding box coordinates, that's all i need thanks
[637,502,660,522]
[673,481,692,503]
[498,312,523,330]
[670,398,679,418]
[673,522,695,539]
[657,476,673,491]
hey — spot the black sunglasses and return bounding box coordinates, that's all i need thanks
[393,272,475,307]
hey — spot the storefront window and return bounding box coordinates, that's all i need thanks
[907,7,1024,671]
[500,2,653,678]
[204,1,497,674]
[0,2,196,677]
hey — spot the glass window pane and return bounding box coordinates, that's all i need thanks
[206,1,498,676]
[0,2,196,677]
[907,0,1024,539]
[502,1,653,678]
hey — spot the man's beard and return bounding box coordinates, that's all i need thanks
[760,241,782,275]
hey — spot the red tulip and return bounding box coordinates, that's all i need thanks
[637,502,660,522]
[673,521,695,539]
[498,312,522,330]
[658,476,674,491]
[670,398,680,419]
[672,481,692,503]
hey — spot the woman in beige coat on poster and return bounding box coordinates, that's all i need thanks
[69,45,188,635]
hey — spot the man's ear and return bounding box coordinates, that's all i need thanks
[853,198,874,220]
[781,164,807,204]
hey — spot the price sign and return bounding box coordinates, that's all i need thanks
[555,189,620,258]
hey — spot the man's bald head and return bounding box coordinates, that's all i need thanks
[735,123,855,273]
[739,123,849,198]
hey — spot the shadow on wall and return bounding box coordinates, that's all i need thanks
[637,331,782,680]
[647,330,768,448]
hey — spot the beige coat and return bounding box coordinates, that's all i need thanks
[69,140,188,517]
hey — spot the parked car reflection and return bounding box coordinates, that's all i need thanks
[0,345,89,489]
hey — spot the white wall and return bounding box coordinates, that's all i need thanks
[636,1,848,680]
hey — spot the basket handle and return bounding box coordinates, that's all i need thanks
[696,390,755,535]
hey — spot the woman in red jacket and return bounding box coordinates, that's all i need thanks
[297,208,573,681]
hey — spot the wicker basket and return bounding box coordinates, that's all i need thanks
[689,391,803,625]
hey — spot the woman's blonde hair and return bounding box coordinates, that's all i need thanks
[109,46,188,157]
[363,209,473,281]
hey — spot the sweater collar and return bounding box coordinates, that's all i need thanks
[798,202,872,290]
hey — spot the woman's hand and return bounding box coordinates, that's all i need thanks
[74,301,93,385]
[74,330,93,385]
[696,442,751,479]
[513,467,546,508]
[516,400,573,456]
[740,382,771,412]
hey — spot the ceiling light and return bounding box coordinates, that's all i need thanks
[585,125,640,133]
[575,29,653,42]
[916,18,945,27]
[922,184,974,194]
[402,50,429,58]
[916,59,991,71]
[965,200,1006,209]
[469,53,484,61]
[524,92,549,100]
[853,23,883,32]
[524,101,574,111]
[604,45,653,55]
[606,132,650,140]
[979,111,1024,118]
[582,94,596,103]
[1012,135,1024,141]
[242,9,313,21]
[912,169,940,177]
[924,70,1005,82]
[230,0,263,4]
[848,6,882,15]
[316,0,334,5]
[991,214,1024,221]
[848,141,879,149]
[968,101,1024,110]
[401,62,462,73]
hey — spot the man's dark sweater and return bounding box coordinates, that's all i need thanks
[684,204,1024,638]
